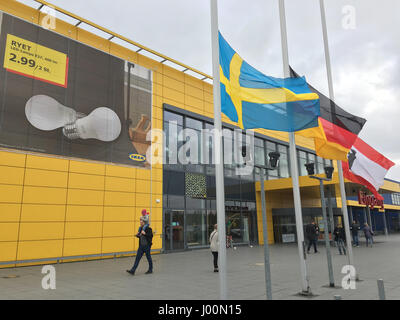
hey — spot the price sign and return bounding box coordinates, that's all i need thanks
[3,34,68,87]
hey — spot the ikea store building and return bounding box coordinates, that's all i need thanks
[0,0,400,268]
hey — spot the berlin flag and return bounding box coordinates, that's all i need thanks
[342,137,395,200]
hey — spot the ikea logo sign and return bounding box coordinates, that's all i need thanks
[129,154,146,162]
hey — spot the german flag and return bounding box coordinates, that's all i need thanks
[291,67,366,160]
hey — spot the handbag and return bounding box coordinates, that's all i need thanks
[140,234,149,247]
[210,231,216,243]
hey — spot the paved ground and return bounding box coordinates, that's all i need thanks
[1,234,400,300]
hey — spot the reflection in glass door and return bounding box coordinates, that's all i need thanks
[226,211,242,244]
[186,210,207,247]
[164,210,185,251]
[164,211,171,251]
[172,210,185,250]
[242,211,251,244]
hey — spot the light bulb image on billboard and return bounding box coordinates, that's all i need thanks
[25,95,122,142]
[0,11,152,168]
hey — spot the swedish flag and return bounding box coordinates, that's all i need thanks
[219,33,320,132]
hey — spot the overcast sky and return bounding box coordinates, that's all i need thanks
[19,0,400,180]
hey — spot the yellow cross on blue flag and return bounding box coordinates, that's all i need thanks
[219,33,320,132]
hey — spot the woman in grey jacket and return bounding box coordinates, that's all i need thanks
[209,224,219,272]
[363,223,374,247]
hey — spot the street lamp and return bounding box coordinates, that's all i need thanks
[268,152,281,169]
[305,163,315,175]
[306,162,335,288]
[324,166,334,180]
[257,150,280,300]
[241,145,280,299]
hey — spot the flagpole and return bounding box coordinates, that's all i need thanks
[210,0,228,299]
[278,0,311,295]
[319,0,358,280]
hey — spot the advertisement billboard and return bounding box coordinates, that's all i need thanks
[0,11,152,168]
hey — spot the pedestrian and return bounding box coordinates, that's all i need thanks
[226,218,233,249]
[363,223,374,247]
[126,215,153,275]
[209,224,219,272]
[333,223,347,255]
[350,220,360,247]
[305,220,319,254]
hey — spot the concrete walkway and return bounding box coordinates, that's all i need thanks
[1,234,399,300]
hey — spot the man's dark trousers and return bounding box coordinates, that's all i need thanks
[352,233,359,246]
[307,239,318,253]
[130,244,153,273]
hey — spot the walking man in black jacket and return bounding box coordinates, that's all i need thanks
[305,220,319,254]
[127,215,153,275]
[333,223,346,255]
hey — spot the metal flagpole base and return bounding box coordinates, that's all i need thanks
[296,288,316,297]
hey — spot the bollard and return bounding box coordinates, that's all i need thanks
[334,295,342,300]
[377,279,386,300]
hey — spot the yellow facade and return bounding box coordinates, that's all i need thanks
[0,149,159,268]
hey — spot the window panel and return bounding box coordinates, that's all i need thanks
[255,137,264,147]
[182,128,202,166]
[163,171,185,195]
[255,145,265,166]
[186,117,203,130]
[185,197,206,209]
[164,120,183,165]
[317,156,325,174]
[298,150,308,176]
[203,129,214,166]
[224,177,241,200]
[241,180,256,200]
[308,153,316,165]
[206,175,216,198]
[223,129,234,166]
[324,158,333,167]
[168,195,185,209]
[278,145,289,178]
[392,193,400,205]
[164,111,183,126]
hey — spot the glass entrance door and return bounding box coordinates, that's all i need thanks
[172,210,184,250]
[226,211,242,244]
[164,210,185,251]
[242,209,257,244]
[164,211,172,251]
